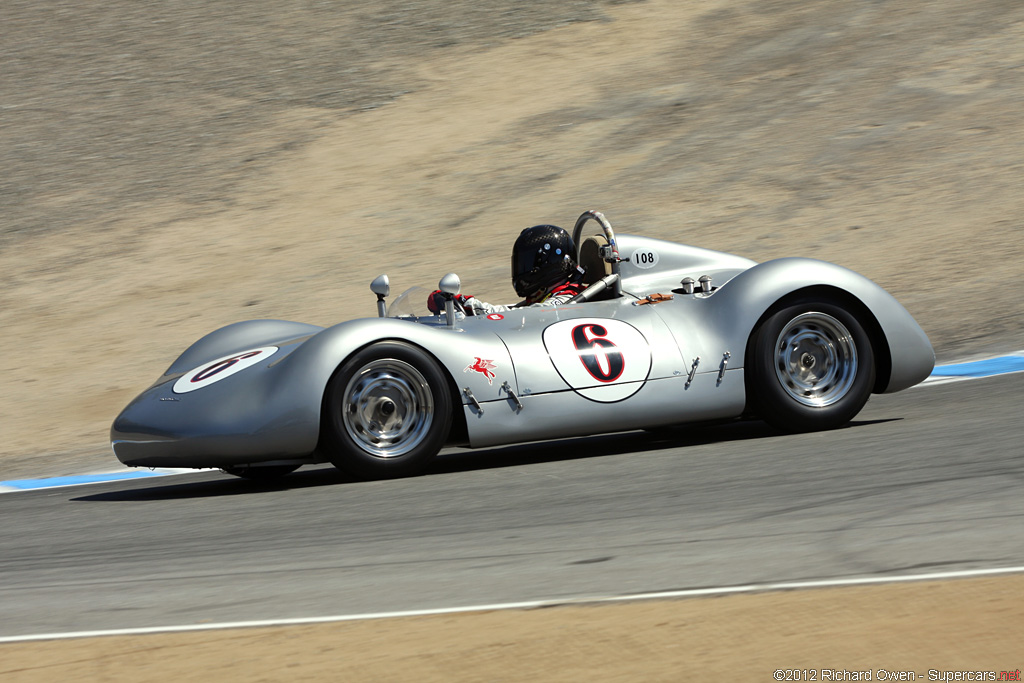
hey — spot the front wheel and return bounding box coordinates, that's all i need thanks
[322,341,452,479]
[747,301,875,432]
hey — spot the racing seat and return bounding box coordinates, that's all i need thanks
[572,234,619,304]
[579,234,612,286]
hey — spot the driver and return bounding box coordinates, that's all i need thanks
[428,224,587,316]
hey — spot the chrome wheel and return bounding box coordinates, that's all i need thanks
[341,359,434,459]
[774,312,858,407]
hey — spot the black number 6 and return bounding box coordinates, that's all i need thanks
[571,324,625,382]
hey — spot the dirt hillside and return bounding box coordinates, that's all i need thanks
[3,0,1023,478]
[1,0,1022,678]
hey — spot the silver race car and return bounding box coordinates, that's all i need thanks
[111,211,934,480]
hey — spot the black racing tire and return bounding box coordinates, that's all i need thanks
[747,299,875,432]
[222,464,300,481]
[322,341,452,480]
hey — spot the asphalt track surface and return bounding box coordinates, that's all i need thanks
[1,372,1021,639]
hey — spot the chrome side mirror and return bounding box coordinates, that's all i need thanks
[370,274,390,318]
[438,273,461,296]
[438,273,461,328]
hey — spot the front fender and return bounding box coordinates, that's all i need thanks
[268,317,517,447]
[708,258,934,393]
[112,316,515,467]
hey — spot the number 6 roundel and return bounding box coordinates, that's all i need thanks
[542,319,652,402]
[172,346,278,394]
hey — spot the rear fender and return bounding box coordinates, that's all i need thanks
[708,258,934,393]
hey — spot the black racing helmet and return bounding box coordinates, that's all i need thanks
[511,224,578,299]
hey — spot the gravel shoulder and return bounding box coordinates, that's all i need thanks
[3,575,1022,681]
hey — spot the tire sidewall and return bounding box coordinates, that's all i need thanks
[749,301,875,432]
[323,341,452,479]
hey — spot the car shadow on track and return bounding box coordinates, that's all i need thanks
[429,417,900,474]
[71,466,353,502]
[72,418,899,502]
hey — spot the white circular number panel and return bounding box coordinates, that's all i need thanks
[630,248,659,269]
[542,319,652,402]
[173,346,278,394]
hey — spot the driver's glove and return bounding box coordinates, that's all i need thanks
[427,290,475,315]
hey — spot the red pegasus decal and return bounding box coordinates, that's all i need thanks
[464,357,497,385]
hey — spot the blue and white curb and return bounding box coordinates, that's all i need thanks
[919,353,1024,386]
[0,468,201,494]
[2,352,1022,494]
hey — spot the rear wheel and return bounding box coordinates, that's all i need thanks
[747,300,875,432]
[322,341,452,479]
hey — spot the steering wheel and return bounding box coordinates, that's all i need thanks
[570,210,621,303]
